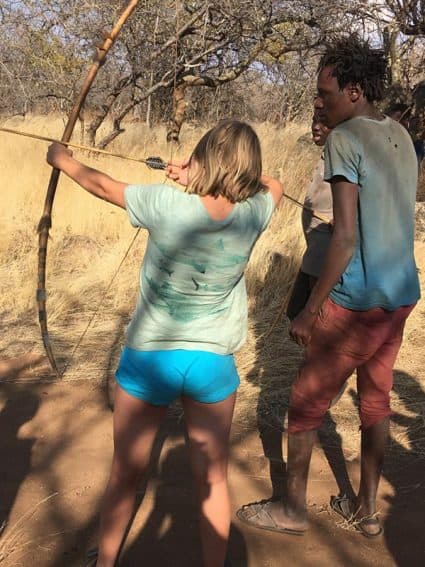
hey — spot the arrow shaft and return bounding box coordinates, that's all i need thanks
[0,126,148,164]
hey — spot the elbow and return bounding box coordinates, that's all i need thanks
[333,231,356,255]
[342,235,356,251]
[98,183,111,201]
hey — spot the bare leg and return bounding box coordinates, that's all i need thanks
[355,417,389,535]
[257,430,314,532]
[96,385,167,567]
[285,430,316,522]
[319,415,356,501]
[354,326,405,536]
[182,393,236,567]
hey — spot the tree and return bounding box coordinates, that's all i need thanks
[385,0,425,36]
[1,0,422,144]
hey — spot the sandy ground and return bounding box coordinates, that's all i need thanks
[0,352,424,567]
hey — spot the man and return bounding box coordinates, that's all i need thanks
[385,103,424,170]
[238,37,420,538]
[286,115,332,320]
[385,102,411,130]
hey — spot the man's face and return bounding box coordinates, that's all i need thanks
[314,66,356,128]
[311,119,330,147]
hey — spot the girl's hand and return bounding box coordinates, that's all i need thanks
[46,142,73,170]
[166,158,190,186]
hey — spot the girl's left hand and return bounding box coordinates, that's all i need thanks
[46,142,73,169]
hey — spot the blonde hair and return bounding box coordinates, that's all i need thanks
[186,120,266,203]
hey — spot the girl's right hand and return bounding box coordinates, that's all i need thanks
[166,158,190,186]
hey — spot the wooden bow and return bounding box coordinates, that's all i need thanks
[37,0,140,376]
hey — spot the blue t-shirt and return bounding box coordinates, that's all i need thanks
[324,116,420,310]
[124,184,275,353]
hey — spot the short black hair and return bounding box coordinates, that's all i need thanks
[384,102,411,116]
[318,36,389,102]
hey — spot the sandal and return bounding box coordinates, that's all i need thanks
[237,501,306,536]
[84,548,98,567]
[331,495,383,538]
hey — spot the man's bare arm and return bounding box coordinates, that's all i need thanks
[305,176,358,313]
[289,176,358,345]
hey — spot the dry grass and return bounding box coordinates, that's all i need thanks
[1,115,424,459]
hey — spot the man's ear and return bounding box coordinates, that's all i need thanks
[347,83,362,102]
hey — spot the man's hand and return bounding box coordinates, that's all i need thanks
[46,142,73,169]
[289,307,319,347]
[166,158,190,186]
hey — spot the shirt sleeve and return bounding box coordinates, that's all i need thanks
[252,191,276,232]
[324,129,360,186]
[124,183,173,230]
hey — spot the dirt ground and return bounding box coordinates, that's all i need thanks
[0,354,424,567]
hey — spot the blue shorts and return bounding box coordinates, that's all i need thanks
[115,347,240,406]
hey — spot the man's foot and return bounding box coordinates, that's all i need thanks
[237,500,308,536]
[331,495,383,537]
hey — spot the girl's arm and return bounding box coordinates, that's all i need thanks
[261,174,283,205]
[46,142,127,208]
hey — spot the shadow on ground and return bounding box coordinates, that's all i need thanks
[0,270,424,566]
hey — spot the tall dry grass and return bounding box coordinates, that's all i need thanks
[1,115,424,458]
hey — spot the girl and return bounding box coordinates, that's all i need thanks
[46,119,283,567]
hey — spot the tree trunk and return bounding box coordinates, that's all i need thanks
[167,84,187,144]
[383,26,402,86]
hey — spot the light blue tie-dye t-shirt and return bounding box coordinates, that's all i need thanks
[124,184,275,353]
[324,116,420,310]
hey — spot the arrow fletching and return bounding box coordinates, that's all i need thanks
[145,156,167,170]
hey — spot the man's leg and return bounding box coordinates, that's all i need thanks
[355,305,414,535]
[263,429,316,531]
[238,299,359,533]
[355,417,389,535]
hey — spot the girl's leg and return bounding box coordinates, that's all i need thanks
[182,393,236,567]
[96,385,167,567]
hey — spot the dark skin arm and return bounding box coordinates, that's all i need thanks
[289,176,358,346]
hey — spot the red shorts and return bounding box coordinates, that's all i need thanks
[288,299,415,434]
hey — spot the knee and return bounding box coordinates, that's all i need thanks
[109,453,148,486]
[359,396,391,430]
[288,387,329,435]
